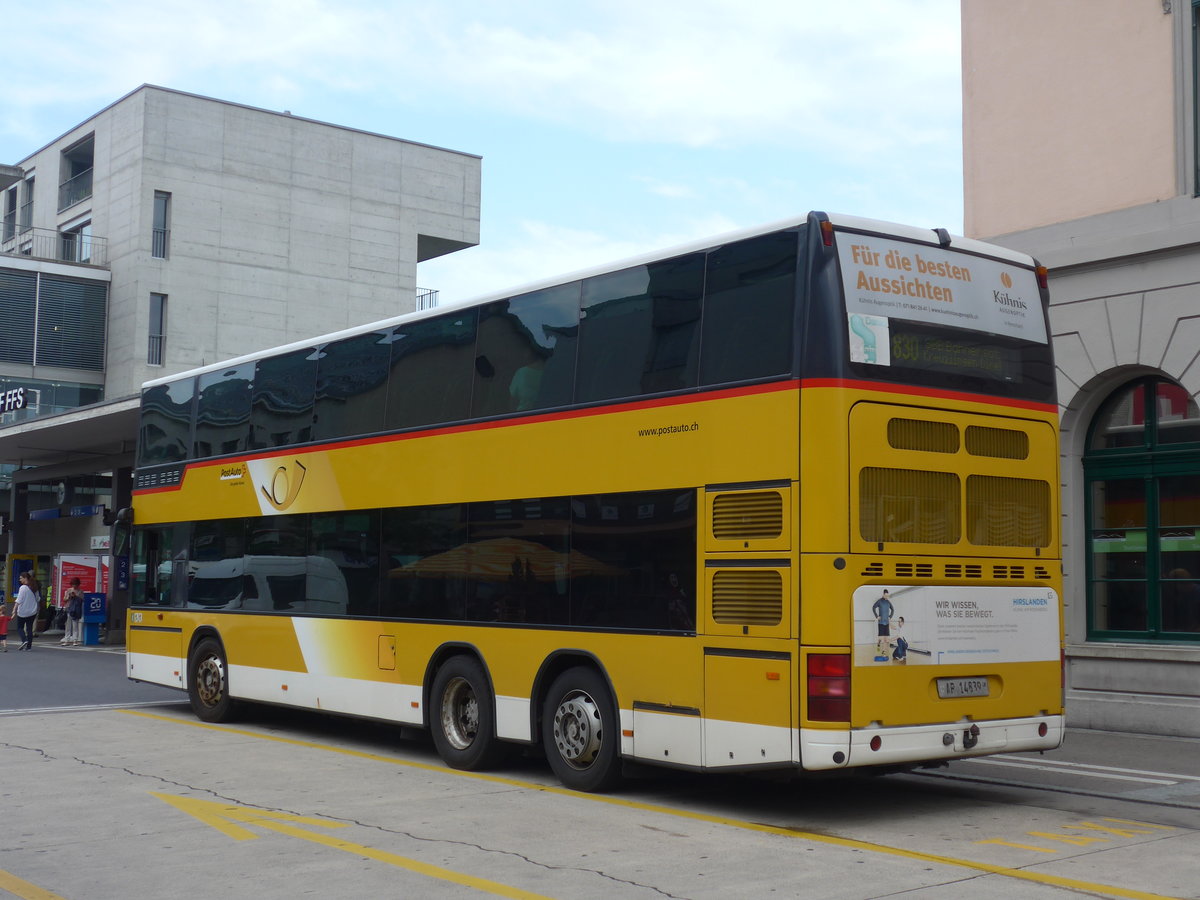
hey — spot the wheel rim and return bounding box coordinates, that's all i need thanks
[440,676,479,750]
[552,690,603,770]
[195,654,225,708]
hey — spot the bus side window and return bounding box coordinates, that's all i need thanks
[700,231,798,386]
[471,284,580,419]
[385,310,478,430]
[312,331,391,442]
[138,379,195,466]
[194,364,252,459]
[576,253,705,403]
[250,348,317,449]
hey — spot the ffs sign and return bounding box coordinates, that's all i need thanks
[1,388,26,413]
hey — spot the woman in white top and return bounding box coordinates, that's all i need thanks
[14,570,40,650]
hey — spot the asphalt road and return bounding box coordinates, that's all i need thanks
[0,636,177,711]
[0,643,1196,899]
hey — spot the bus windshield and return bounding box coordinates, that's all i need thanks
[836,228,1055,404]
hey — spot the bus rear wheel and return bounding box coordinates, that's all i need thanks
[542,667,622,792]
[188,637,238,723]
[430,656,504,770]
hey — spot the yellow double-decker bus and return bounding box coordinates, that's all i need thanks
[126,212,1063,791]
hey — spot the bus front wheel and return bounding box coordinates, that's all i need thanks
[542,667,622,792]
[188,637,238,723]
[430,656,504,770]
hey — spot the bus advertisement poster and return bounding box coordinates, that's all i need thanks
[851,584,1059,667]
[836,233,1048,344]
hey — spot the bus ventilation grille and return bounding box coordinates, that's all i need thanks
[965,425,1030,459]
[711,570,783,625]
[859,563,1054,581]
[712,491,783,540]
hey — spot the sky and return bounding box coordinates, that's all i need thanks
[0,0,963,306]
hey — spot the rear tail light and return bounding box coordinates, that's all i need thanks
[807,653,850,722]
[1036,265,1049,290]
[820,219,835,247]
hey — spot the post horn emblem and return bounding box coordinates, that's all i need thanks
[260,460,307,511]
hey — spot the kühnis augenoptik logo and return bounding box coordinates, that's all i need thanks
[992,271,1030,315]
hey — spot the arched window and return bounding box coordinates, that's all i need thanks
[1085,378,1200,640]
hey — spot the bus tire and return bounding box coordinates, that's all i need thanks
[430,656,504,770]
[542,666,622,792]
[188,637,238,723]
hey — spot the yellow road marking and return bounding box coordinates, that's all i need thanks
[0,870,66,900]
[975,838,1057,853]
[123,709,1184,900]
[152,793,552,900]
[152,791,351,841]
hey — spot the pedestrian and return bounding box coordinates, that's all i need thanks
[14,570,41,650]
[0,603,10,651]
[62,578,84,646]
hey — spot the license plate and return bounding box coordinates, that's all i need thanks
[936,676,989,699]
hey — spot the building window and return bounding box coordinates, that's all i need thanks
[58,135,94,212]
[1086,377,1200,641]
[60,221,93,263]
[19,176,34,233]
[149,293,167,366]
[2,187,14,242]
[152,191,170,259]
[34,274,107,369]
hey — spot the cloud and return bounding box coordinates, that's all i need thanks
[634,176,698,200]
[0,0,964,293]
[413,0,961,152]
[1,0,959,162]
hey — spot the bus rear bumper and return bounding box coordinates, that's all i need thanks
[800,715,1065,771]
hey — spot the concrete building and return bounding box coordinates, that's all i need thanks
[0,85,480,627]
[962,1,1200,736]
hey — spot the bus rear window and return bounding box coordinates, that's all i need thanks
[837,231,1054,403]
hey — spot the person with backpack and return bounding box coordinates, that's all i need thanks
[62,578,85,646]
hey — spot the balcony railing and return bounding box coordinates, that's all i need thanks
[416,288,439,310]
[0,224,108,267]
[58,168,93,212]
